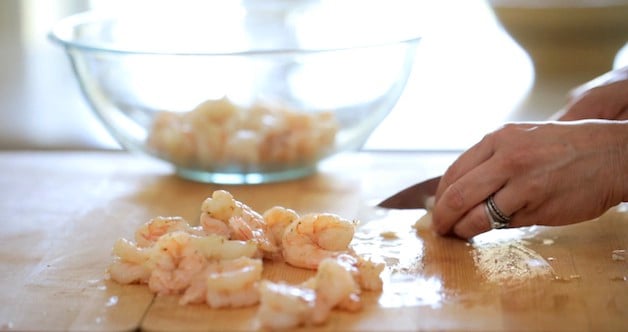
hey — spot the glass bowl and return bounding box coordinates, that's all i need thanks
[50,1,420,184]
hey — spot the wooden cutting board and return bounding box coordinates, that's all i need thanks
[0,151,626,331]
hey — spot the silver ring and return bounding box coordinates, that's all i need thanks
[485,194,511,229]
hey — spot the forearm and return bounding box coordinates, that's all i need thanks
[572,66,628,97]
[552,66,628,121]
[617,121,628,202]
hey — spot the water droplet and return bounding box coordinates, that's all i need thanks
[87,279,100,285]
[106,296,118,307]
[542,238,554,245]
[554,274,581,282]
[611,249,626,261]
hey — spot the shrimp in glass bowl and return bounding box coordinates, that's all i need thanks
[49,2,420,184]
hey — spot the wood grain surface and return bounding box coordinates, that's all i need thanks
[0,151,626,331]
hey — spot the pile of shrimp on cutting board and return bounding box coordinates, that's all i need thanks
[107,189,384,330]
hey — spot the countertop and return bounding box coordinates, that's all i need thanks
[0,150,626,331]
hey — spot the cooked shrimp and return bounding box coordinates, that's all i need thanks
[107,238,151,284]
[108,260,151,284]
[147,98,338,168]
[257,255,365,329]
[135,216,202,248]
[228,215,279,259]
[112,238,149,264]
[187,233,258,260]
[353,256,385,291]
[205,257,263,308]
[310,257,361,324]
[144,230,258,295]
[199,213,230,238]
[146,231,206,295]
[282,213,356,269]
[177,236,258,305]
[107,189,384,328]
[263,206,299,247]
[178,272,208,305]
[201,190,279,258]
[146,111,197,165]
[257,280,316,330]
[180,256,263,307]
[200,190,239,222]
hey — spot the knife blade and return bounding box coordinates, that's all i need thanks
[377,176,441,210]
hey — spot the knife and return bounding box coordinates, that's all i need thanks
[377,176,441,210]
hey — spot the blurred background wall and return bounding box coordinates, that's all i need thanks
[1,0,626,151]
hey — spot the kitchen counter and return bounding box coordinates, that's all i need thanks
[0,150,626,331]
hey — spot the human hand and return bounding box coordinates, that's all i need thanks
[431,120,628,239]
[552,66,628,121]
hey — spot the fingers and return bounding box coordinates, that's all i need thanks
[432,160,507,235]
[449,185,526,239]
[434,133,496,201]
[432,124,539,237]
[430,72,628,239]
[450,204,490,239]
[486,180,528,225]
[432,131,498,236]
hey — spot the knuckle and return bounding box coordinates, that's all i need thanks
[469,210,490,234]
[492,123,518,141]
[454,213,487,239]
[480,130,498,148]
[508,213,530,228]
[430,211,451,235]
[443,163,462,182]
[443,183,465,211]
[525,176,548,198]
[500,146,535,173]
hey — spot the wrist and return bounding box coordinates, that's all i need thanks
[592,120,628,204]
[614,121,628,202]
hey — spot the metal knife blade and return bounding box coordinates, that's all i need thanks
[377,176,441,209]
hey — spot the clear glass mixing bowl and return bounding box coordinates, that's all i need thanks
[50,1,420,184]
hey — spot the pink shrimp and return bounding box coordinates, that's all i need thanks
[282,213,356,269]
